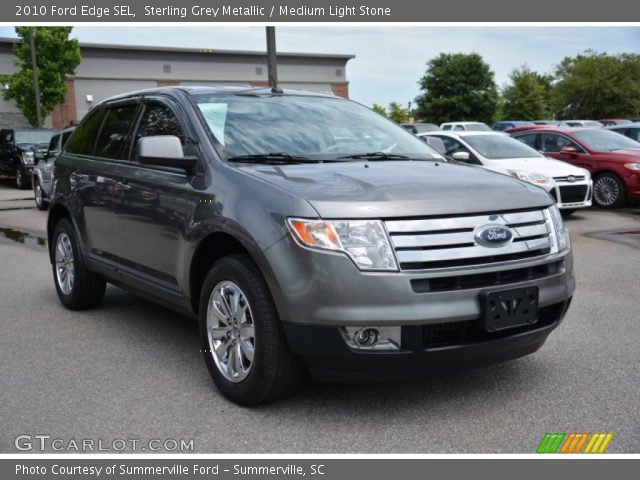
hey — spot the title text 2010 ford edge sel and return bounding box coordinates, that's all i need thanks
[47,86,575,405]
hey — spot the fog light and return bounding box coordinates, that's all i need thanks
[341,326,401,351]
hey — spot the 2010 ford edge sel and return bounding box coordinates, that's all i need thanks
[47,86,575,405]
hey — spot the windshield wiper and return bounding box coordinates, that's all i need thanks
[227,153,322,164]
[337,152,411,160]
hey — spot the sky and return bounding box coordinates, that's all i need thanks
[1,26,639,108]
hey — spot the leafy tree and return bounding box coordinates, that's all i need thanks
[415,53,498,125]
[0,27,81,126]
[387,101,409,123]
[501,66,553,120]
[551,50,640,119]
[371,103,388,117]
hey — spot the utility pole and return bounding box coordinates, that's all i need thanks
[265,27,278,90]
[28,27,42,128]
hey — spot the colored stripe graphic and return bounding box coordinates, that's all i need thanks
[537,433,613,453]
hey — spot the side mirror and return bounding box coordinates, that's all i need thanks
[452,151,471,161]
[560,146,578,155]
[137,136,198,170]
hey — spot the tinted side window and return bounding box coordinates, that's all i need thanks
[94,105,139,160]
[515,133,538,149]
[627,128,640,142]
[65,109,105,155]
[442,125,451,130]
[47,134,61,154]
[61,130,73,149]
[540,133,583,153]
[133,102,185,159]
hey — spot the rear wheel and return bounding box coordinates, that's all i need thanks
[593,173,625,208]
[199,254,303,405]
[52,218,106,310]
[34,180,48,210]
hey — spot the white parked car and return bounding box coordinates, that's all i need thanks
[440,121,492,132]
[559,120,604,127]
[418,131,593,214]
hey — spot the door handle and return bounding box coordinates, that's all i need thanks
[115,180,131,192]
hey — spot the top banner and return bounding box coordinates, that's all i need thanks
[5,0,640,22]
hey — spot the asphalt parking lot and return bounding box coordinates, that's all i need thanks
[0,179,638,453]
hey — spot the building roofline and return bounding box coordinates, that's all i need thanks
[0,36,355,61]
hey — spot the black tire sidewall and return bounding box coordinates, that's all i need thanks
[595,173,625,208]
[198,255,285,405]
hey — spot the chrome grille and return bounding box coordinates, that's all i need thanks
[553,175,586,182]
[386,209,553,271]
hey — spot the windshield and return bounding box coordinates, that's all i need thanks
[15,130,55,145]
[465,123,492,131]
[192,94,444,161]
[574,130,640,151]
[464,134,544,159]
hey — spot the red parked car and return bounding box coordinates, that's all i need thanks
[511,127,640,208]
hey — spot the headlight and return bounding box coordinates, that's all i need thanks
[624,163,640,171]
[548,205,570,252]
[287,218,398,271]
[21,151,35,165]
[508,170,551,186]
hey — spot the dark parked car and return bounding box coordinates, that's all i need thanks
[400,123,440,134]
[606,122,640,143]
[491,121,534,131]
[47,86,574,405]
[512,127,640,208]
[0,128,55,189]
[32,127,75,210]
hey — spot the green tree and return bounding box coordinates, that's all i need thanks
[387,101,409,123]
[1,27,81,126]
[551,50,640,119]
[415,53,498,125]
[501,66,553,120]
[371,103,387,117]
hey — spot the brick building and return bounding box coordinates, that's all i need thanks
[0,37,354,129]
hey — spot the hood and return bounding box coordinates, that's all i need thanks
[16,143,49,151]
[595,148,640,161]
[481,156,588,177]
[236,160,553,218]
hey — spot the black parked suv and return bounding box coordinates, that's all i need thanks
[48,86,575,405]
[0,128,56,189]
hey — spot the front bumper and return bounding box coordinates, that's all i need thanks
[264,234,575,380]
[548,180,593,210]
[282,298,570,382]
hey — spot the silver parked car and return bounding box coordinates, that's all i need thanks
[33,127,75,210]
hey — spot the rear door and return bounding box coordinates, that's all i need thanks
[62,100,140,269]
[110,96,198,301]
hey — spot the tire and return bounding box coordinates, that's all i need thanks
[52,218,106,310]
[15,166,30,190]
[34,180,48,210]
[593,173,626,208]
[199,254,303,405]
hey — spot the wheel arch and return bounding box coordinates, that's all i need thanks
[188,228,287,320]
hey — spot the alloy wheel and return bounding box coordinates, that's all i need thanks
[206,281,256,383]
[594,176,620,207]
[55,232,75,295]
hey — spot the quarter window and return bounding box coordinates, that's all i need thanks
[133,102,185,158]
[65,109,106,155]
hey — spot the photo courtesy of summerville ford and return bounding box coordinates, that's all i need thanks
[47,86,574,405]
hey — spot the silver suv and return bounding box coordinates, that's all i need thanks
[47,86,575,405]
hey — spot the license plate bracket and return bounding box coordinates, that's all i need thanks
[480,287,539,332]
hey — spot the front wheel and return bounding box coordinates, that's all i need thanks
[593,173,626,208]
[199,254,303,405]
[15,166,30,190]
[52,218,106,310]
[34,180,48,210]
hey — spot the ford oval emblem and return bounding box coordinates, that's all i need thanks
[567,175,576,183]
[474,224,514,248]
